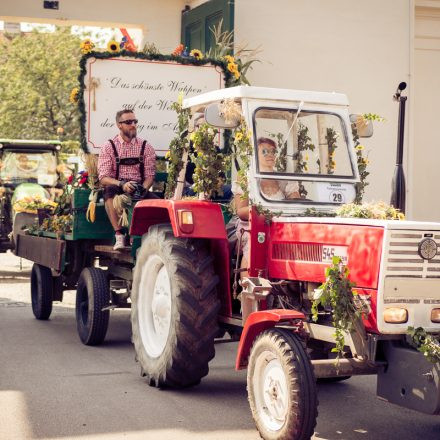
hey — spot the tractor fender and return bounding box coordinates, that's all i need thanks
[130,199,227,239]
[235,309,306,370]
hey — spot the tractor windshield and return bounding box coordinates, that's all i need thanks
[0,150,58,186]
[253,107,357,205]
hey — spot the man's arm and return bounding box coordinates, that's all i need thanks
[142,176,154,191]
[142,143,156,192]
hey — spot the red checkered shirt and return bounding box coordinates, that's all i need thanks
[98,135,156,182]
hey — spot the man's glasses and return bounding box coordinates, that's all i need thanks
[119,119,138,125]
[261,148,276,157]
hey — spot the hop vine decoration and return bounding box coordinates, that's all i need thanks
[165,97,190,198]
[325,127,339,174]
[407,326,440,364]
[271,132,287,172]
[190,123,230,199]
[336,201,405,220]
[312,256,363,358]
[232,120,253,198]
[352,122,370,204]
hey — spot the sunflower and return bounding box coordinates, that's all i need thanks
[69,87,79,104]
[233,69,241,80]
[80,39,95,54]
[234,132,243,142]
[227,62,238,74]
[190,49,203,60]
[107,40,120,53]
[224,55,235,63]
[355,144,365,151]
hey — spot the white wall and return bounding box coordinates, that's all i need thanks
[0,0,185,52]
[235,0,412,209]
[412,2,440,221]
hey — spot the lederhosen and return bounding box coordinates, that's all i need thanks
[109,138,146,182]
[102,139,146,201]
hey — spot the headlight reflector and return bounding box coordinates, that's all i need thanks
[384,307,408,323]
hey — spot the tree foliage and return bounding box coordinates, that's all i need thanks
[0,28,82,141]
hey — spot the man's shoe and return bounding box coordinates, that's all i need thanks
[113,234,125,250]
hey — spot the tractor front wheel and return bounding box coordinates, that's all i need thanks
[247,328,318,440]
[131,224,220,388]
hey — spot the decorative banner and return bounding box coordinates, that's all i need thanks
[83,57,224,155]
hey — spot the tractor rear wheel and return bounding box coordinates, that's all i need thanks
[30,263,53,320]
[247,328,318,440]
[131,224,220,388]
[75,267,110,346]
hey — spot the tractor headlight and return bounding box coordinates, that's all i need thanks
[431,308,440,323]
[177,209,194,233]
[384,307,408,324]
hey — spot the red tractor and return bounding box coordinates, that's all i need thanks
[128,86,440,439]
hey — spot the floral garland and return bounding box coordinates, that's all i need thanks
[190,123,230,199]
[165,96,190,198]
[312,256,364,358]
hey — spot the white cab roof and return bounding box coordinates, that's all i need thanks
[183,86,349,109]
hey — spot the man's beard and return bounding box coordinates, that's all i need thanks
[125,127,137,139]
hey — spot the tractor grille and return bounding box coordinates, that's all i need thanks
[272,243,323,262]
[384,231,440,278]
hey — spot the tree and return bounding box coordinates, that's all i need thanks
[0,27,82,141]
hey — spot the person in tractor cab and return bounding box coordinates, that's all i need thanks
[98,109,157,250]
[232,137,301,275]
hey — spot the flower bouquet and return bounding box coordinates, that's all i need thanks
[13,196,57,215]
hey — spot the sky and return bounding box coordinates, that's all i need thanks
[0,21,143,48]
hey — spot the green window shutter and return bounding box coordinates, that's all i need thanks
[181,0,234,53]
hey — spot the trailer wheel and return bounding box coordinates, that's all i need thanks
[248,328,318,440]
[131,224,220,388]
[30,263,53,320]
[75,267,110,346]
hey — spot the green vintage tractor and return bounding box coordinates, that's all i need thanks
[0,139,63,252]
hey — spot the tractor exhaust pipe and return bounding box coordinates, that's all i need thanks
[390,81,407,214]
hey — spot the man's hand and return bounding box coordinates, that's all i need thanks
[122,181,137,193]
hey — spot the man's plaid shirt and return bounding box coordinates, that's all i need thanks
[98,135,156,182]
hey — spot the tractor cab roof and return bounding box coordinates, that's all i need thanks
[183,86,349,112]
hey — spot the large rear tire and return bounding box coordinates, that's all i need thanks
[75,267,110,346]
[131,224,220,388]
[30,263,53,320]
[247,328,318,440]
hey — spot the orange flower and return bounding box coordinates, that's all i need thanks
[172,44,184,56]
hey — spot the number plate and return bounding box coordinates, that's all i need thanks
[321,246,348,264]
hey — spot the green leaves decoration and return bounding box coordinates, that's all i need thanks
[407,326,440,364]
[312,256,362,358]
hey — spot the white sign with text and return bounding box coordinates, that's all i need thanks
[83,57,224,155]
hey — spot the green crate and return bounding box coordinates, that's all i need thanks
[71,189,114,240]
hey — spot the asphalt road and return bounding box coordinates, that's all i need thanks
[0,251,438,440]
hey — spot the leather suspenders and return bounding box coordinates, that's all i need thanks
[108,139,146,181]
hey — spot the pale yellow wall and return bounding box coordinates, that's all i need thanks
[235,0,412,211]
[412,2,440,221]
[0,0,186,52]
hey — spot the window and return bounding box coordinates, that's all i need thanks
[253,107,356,205]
